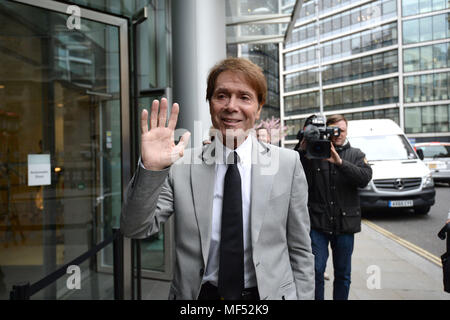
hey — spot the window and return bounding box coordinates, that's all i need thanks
[403,0,419,16]
[435,105,449,132]
[351,58,361,80]
[384,50,398,72]
[334,87,343,109]
[351,8,361,28]
[432,14,447,40]
[382,0,397,16]
[332,15,341,33]
[422,105,435,132]
[374,80,385,104]
[343,85,353,107]
[362,56,373,76]
[419,0,432,14]
[404,47,420,72]
[373,53,384,75]
[351,33,361,53]
[332,63,343,82]
[420,74,434,101]
[362,82,374,106]
[361,30,372,50]
[405,107,422,133]
[434,72,448,100]
[432,0,446,11]
[420,16,433,42]
[433,43,447,69]
[324,89,333,108]
[403,19,419,44]
[342,61,352,82]
[420,46,433,70]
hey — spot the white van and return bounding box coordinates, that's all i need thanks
[346,119,435,215]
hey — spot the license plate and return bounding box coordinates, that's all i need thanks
[389,200,413,207]
[428,163,436,169]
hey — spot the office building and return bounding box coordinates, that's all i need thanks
[281,0,450,147]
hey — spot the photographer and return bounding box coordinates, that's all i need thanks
[296,114,372,300]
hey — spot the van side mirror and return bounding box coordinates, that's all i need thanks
[416,148,424,160]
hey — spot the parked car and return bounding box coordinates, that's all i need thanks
[347,119,435,215]
[414,142,450,185]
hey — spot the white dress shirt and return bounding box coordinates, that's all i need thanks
[202,135,257,288]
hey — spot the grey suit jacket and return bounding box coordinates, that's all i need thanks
[120,135,315,300]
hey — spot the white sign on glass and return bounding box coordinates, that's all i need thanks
[28,154,51,186]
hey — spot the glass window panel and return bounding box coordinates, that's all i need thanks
[351,8,361,28]
[332,63,343,82]
[419,0,432,13]
[403,19,420,44]
[403,0,419,16]
[435,105,449,132]
[323,65,333,84]
[374,80,384,103]
[342,61,351,81]
[341,38,351,56]
[343,85,353,107]
[324,89,333,107]
[350,58,362,79]
[352,84,362,107]
[342,12,351,31]
[432,14,447,40]
[361,30,372,50]
[332,15,341,33]
[332,40,341,58]
[362,82,374,106]
[362,56,373,76]
[405,107,422,133]
[403,47,420,72]
[373,53,384,75]
[432,0,446,11]
[382,0,397,16]
[434,72,448,100]
[420,46,433,70]
[351,34,361,53]
[334,87,343,108]
[421,74,434,101]
[422,106,435,132]
[420,16,433,42]
[433,43,447,69]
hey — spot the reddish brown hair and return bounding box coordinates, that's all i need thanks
[206,57,267,108]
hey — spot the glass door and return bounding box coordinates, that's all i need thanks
[0,0,130,299]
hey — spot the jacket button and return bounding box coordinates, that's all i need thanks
[343,212,346,216]
[199,268,204,276]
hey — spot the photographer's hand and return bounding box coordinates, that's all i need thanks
[325,143,342,165]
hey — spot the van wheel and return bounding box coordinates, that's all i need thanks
[415,206,430,215]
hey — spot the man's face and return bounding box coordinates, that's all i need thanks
[209,70,262,147]
[329,119,347,147]
[257,128,270,143]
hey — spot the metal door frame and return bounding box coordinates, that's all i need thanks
[11,0,132,299]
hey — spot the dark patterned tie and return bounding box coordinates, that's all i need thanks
[218,151,244,300]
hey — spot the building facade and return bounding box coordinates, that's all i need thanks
[281,0,450,148]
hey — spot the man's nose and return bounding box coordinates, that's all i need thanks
[224,95,239,111]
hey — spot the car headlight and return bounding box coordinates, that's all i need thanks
[360,180,373,191]
[423,174,434,188]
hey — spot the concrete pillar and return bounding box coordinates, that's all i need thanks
[171,0,226,147]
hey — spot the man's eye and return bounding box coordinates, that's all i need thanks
[241,95,250,101]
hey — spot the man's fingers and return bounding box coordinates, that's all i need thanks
[150,100,159,129]
[168,103,180,131]
[170,132,191,163]
[158,98,168,127]
[141,109,148,134]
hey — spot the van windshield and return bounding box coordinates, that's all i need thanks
[348,135,417,161]
[415,145,450,158]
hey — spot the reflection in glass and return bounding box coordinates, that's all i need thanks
[0,1,122,300]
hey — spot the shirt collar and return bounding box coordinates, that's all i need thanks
[215,134,252,165]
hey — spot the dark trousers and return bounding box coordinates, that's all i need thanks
[198,282,260,300]
[310,229,354,300]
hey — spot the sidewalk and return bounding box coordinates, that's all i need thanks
[141,222,450,300]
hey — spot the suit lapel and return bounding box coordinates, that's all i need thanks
[250,136,274,245]
[191,142,216,267]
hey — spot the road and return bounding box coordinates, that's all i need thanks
[363,184,449,259]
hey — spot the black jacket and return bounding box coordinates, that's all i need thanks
[298,142,372,234]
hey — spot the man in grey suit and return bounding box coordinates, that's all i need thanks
[121,57,314,300]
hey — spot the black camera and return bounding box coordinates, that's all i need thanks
[296,115,341,159]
